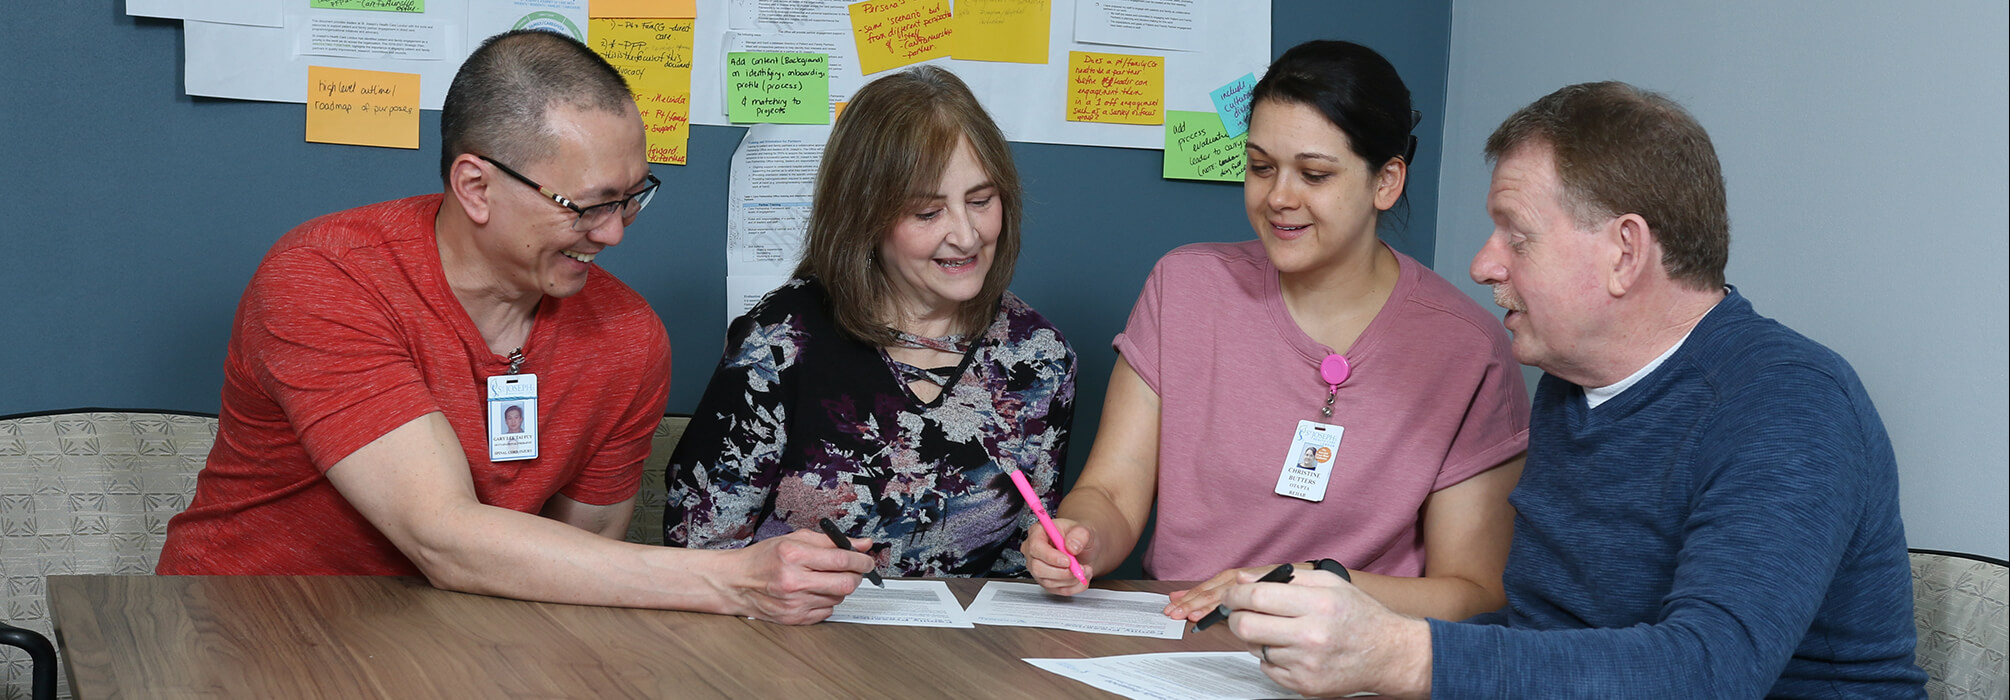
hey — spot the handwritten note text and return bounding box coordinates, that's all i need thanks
[1066,51,1163,125]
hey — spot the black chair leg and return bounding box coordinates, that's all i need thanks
[0,621,57,700]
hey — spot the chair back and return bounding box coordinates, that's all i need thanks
[0,410,215,700]
[1910,548,2009,700]
[625,415,690,547]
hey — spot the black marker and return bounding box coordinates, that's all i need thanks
[817,517,884,588]
[1192,563,1298,632]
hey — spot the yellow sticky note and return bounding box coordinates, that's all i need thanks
[306,66,420,149]
[591,18,694,165]
[590,0,695,18]
[833,101,848,123]
[1066,51,1163,125]
[953,0,1048,64]
[848,0,954,76]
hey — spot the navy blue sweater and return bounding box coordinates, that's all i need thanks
[1429,290,1926,698]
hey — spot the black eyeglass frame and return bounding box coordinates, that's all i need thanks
[475,154,661,232]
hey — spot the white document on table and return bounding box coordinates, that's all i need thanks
[1025,652,1311,700]
[827,580,975,628]
[964,581,1185,639]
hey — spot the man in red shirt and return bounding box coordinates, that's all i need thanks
[158,30,872,625]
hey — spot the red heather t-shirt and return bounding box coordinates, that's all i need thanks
[1117,241,1529,581]
[158,195,671,576]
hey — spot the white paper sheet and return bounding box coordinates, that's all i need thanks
[1024,652,1312,700]
[726,274,792,324]
[726,0,853,34]
[128,0,283,28]
[184,3,468,110]
[1072,0,1199,53]
[964,581,1186,639]
[298,13,449,61]
[726,124,828,279]
[826,579,976,628]
[949,0,1264,149]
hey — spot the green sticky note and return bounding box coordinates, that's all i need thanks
[727,52,830,125]
[311,0,426,12]
[1164,110,1246,182]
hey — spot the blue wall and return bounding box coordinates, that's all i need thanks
[2,3,1451,538]
[2,1,1451,576]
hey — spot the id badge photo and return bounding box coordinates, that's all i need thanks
[487,374,538,462]
[1274,419,1343,502]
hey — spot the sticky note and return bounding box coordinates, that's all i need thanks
[1066,51,1164,125]
[848,0,954,76]
[1164,110,1247,182]
[591,18,694,165]
[727,52,830,124]
[589,0,695,17]
[834,101,848,122]
[311,0,425,12]
[1209,72,1257,137]
[953,0,1048,64]
[306,66,420,149]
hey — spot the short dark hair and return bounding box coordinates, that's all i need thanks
[794,65,1023,345]
[1485,81,1729,290]
[1251,40,1417,171]
[504,404,524,418]
[439,30,635,183]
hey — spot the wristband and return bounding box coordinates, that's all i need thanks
[1310,558,1352,582]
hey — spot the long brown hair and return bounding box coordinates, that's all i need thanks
[793,65,1023,346]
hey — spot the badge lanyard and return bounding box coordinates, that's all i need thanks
[1319,353,1352,418]
[1277,353,1353,502]
[487,347,538,462]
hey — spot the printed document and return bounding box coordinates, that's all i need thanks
[964,581,1185,639]
[1025,652,1311,700]
[827,579,974,628]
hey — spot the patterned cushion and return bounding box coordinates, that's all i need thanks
[0,411,215,700]
[1912,550,2009,700]
[623,415,689,547]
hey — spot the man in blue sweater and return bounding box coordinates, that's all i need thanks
[1221,82,1926,698]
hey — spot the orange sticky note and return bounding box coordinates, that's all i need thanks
[848,0,954,76]
[1065,51,1164,125]
[833,101,848,123]
[590,18,693,165]
[590,0,695,18]
[953,0,1048,64]
[306,66,420,149]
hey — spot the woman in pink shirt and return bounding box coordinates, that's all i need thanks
[1022,40,1530,623]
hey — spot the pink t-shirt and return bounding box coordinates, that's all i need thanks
[1116,241,1528,580]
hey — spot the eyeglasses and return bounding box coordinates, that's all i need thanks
[476,154,661,232]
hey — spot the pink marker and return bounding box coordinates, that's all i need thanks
[1007,468,1088,586]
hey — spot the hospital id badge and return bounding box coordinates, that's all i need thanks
[487,373,538,462]
[1274,420,1343,502]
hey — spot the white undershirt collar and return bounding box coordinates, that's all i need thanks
[1584,296,1726,409]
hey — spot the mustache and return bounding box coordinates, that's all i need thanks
[1491,284,1526,313]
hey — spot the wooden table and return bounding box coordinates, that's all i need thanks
[48,575,1250,698]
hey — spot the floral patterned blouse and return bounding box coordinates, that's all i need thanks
[665,278,1076,577]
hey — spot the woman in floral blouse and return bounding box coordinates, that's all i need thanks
[664,65,1076,577]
